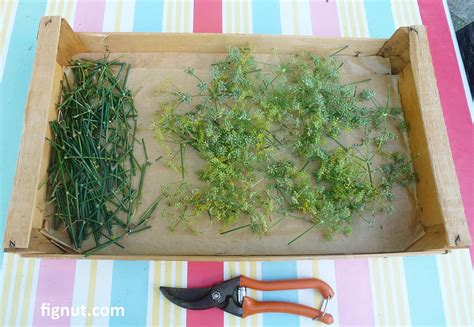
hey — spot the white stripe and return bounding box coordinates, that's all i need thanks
[231,0,236,33]
[44,0,55,15]
[318,260,339,326]
[246,0,253,33]
[92,260,113,325]
[0,0,18,81]
[120,0,135,32]
[102,0,118,32]
[65,0,78,27]
[279,0,293,35]
[296,260,315,326]
[181,262,187,326]
[146,262,155,326]
[297,0,312,36]
[368,259,381,325]
[4,254,18,324]
[453,250,472,325]
[27,258,41,326]
[70,259,91,326]
[442,0,474,122]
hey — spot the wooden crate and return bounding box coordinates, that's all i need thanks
[2,17,470,260]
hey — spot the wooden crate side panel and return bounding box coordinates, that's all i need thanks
[57,17,87,65]
[406,26,470,247]
[399,64,444,227]
[378,27,410,74]
[3,17,63,251]
[32,62,63,231]
[406,224,449,252]
[77,32,386,56]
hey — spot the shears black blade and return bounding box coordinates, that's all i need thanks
[159,286,216,310]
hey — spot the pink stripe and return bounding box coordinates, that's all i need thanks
[309,0,341,37]
[186,262,224,327]
[193,0,222,33]
[73,0,106,32]
[335,259,375,325]
[32,259,77,326]
[417,0,474,264]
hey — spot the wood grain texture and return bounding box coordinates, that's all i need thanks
[77,32,386,56]
[378,27,410,74]
[4,18,470,257]
[400,26,470,248]
[3,17,63,250]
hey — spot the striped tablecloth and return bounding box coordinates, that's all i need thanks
[1,1,473,326]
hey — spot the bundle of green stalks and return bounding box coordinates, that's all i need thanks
[46,58,160,255]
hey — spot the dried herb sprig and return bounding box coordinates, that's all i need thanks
[153,48,417,242]
[47,58,160,254]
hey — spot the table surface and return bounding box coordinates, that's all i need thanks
[0,0,473,326]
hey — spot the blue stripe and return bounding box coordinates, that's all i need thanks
[133,0,164,32]
[404,256,446,326]
[364,0,395,38]
[261,261,299,326]
[0,0,47,266]
[109,261,150,326]
[252,0,281,34]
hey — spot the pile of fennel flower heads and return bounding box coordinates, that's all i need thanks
[152,47,417,243]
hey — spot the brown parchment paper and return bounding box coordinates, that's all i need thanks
[43,52,423,256]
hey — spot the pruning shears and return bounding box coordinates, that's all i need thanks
[160,275,335,324]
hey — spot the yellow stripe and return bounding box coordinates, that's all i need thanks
[114,0,123,32]
[174,262,183,326]
[369,258,384,324]
[393,257,409,325]
[8,257,25,324]
[0,0,14,57]
[163,262,172,326]
[243,0,250,33]
[292,0,299,35]
[346,0,358,37]
[48,0,57,15]
[57,0,65,17]
[19,258,36,326]
[227,263,239,327]
[383,259,397,324]
[311,260,323,327]
[225,0,231,33]
[183,0,191,32]
[176,0,183,32]
[337,0,350,37]
[0,254,14,324]
[407,0,421,25]
[152,262,162,326]
[234,0,241,33]
[248,262,258,326]
[85,260,98,326]
[353,0,368,37]
[438,254,456,324]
